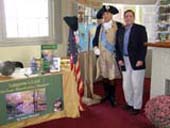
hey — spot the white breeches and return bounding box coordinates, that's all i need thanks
[122,56,145,109]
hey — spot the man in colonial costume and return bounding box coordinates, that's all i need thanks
[93,5,122,107]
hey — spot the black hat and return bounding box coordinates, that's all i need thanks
[63,16,78,31]
[96,5,119,19]
[96,8,104,19]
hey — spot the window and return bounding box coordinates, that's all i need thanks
[0,0,59,46]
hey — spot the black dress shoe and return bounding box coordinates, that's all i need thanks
[100,96,108,103]
[122,105,133,111]
[129,109,141,115]
[109,97,117,107]
[101,84,110,103]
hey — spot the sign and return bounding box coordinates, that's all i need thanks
[77,0,102,9]
[0,74,63,125]
[41,44,58,50]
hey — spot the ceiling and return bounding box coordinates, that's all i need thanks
[102,0,157,4]
[78,0,157,5]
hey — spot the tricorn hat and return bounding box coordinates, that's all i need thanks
[96,5,119,19]
[63,16,78,31]
[96,8,104,19]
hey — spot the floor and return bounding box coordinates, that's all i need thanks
[26,78,155,128]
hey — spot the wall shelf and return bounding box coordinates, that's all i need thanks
[145,42,170,48]
[156,0,170,41]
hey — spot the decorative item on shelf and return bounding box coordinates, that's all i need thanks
[160,33,167,41]
[159,7,166,13]
[156,0,170,42]
[30,57,38,74]
[160,0,170,5]
[29,57,42,75]
[35,58,42,73]
[0,61,15,76]
[167,34,170,41]
[157,23,168,31]
[50,57,61,72]
[60,58,70,70]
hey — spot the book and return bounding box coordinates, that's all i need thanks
[41,44,60,73]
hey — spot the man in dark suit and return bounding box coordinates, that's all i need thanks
[116,10,148,115]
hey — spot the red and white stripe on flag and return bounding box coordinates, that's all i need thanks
[70,56,85,111]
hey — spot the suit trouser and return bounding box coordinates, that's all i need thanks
[122,56,145,109]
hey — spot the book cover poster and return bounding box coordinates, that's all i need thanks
[41,44,60,73]
[0,74,63,125]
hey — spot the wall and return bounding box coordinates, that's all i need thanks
[150,48,170,98]
[145,49,152,78]
[0,44,66,67]
[0,46,40,67]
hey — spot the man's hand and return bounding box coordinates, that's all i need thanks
[136,61,143,67]
[94,46,100,56]
[118,60,124,66]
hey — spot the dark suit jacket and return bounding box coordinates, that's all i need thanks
[93,22,123,48]
[115,23,148,71]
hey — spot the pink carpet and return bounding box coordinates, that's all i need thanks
[25,78,155,128]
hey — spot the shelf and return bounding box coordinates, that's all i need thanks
[145,42,170,48]
[159,13,170,16]
[156,31,170,33]
[156,0,170,41]
[157,22,170,24]
[158,4,170,7]
[156,0,170,5]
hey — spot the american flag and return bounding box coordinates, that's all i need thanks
[68,29,85,111]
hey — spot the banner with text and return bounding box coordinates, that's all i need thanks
[0,74,63,125]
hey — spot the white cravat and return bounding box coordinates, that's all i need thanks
[103,20,113,31]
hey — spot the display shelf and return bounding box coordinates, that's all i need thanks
[145,42,170,48]
[156,0,170,42]
[159,13,170,16]
[156,31,170,33]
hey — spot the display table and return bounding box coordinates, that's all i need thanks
[0,69,80,128]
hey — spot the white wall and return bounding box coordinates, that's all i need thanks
[145,49,152,78]
[0,46,40,67]
[0,44,66,67]
[151,48,170,97]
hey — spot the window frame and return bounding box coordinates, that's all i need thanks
[0,0,56,47]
